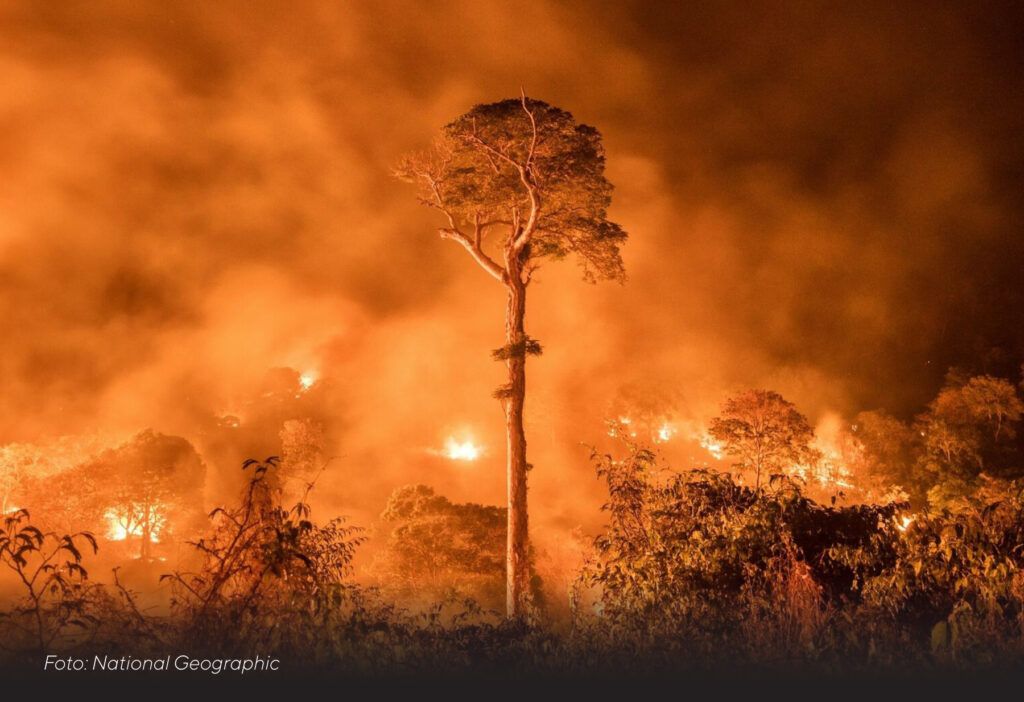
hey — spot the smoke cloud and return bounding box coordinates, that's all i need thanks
[2,0,1023,534]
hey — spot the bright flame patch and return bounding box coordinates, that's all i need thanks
[895,514,915,532]
[655,423,677,443]
[700,435,724,460]
[104,509,162,542]
[443,438,481,461]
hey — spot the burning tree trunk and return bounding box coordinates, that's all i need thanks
[140,509,152,559]
[503,268,530,618]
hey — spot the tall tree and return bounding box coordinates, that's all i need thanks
[396,95,627,618]
[708,389,815,489]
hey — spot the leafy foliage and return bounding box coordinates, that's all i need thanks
[1,371,1024,675]
[372,485,508,616]
[17,430,206,557]
[395,96,627,282]
[709,389,816,489]
[0,509,98,658]
[162,457,365,653]
[575,432,1024,671]
[916,374,1024,489]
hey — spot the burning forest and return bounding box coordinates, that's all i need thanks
[2,0,1024,687]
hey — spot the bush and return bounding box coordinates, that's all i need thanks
[575,436,1024,672]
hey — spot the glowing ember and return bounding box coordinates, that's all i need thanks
[443,438,481,461]
[700,435,724,460]
[299,373,316,391]
[608,417,637,437]
[895,514,915,532]
[790,458,855,490]
[655,422,677,443]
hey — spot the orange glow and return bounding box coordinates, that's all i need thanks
[699,435,724,460]
[654,422,677,443]
[104,508,163,543]
[789,456,855,491]
[442,437,482,461]
[0,1,1017,653]
[781,414,859,496]
[607,419,637,439]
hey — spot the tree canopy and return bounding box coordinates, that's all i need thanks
[373,485,507,611]
[709,389,816,488]
[395,97,627,283]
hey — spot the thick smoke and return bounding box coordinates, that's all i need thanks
[1,0,1023,536]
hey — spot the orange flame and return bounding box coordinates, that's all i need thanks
[442,437,481,461]
[699,434,724,460]
[654,422,677,443]
[104,508,163,542]
[895,514,915,532]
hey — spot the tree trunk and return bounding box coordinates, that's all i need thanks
[504,274,530,620]
[140,509,152,560]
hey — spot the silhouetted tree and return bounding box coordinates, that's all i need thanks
[0,509,97,656]
[916,373,1024,504]
[396,95,627,618]
[163,458,364,649]
[373,485,507,612]
[852,409,920,502]
[277,418,327,499]
[709,389,815,489]
[0,437,106,518]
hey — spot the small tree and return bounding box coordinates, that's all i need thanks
[958,375,1023,441]
[708,389,815,489]
[851,409,920,502]
[916,373,1024,498]
[373,485,507,614]
[0,509,97,657]
[100,431,206,559]
[396,94,627,618]
[163,458,365,650]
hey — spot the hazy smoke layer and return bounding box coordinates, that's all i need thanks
[1,1,1023,531]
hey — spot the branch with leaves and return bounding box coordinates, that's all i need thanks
[162,458,365,649]
[0,508,98,656]
[394,95,627,288]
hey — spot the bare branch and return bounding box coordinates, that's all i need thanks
[512,175,540,254]
[440,227,504,281]
[520,90,539,172]
[460,113,541,256]
[524,262,540,286]
[509,96,541,254]
[479,219,514,231]
[473,212,484,250]
[462,132,521,172]
[423,172,505,281]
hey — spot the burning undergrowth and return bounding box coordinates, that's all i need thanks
[1,365,1024,676]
